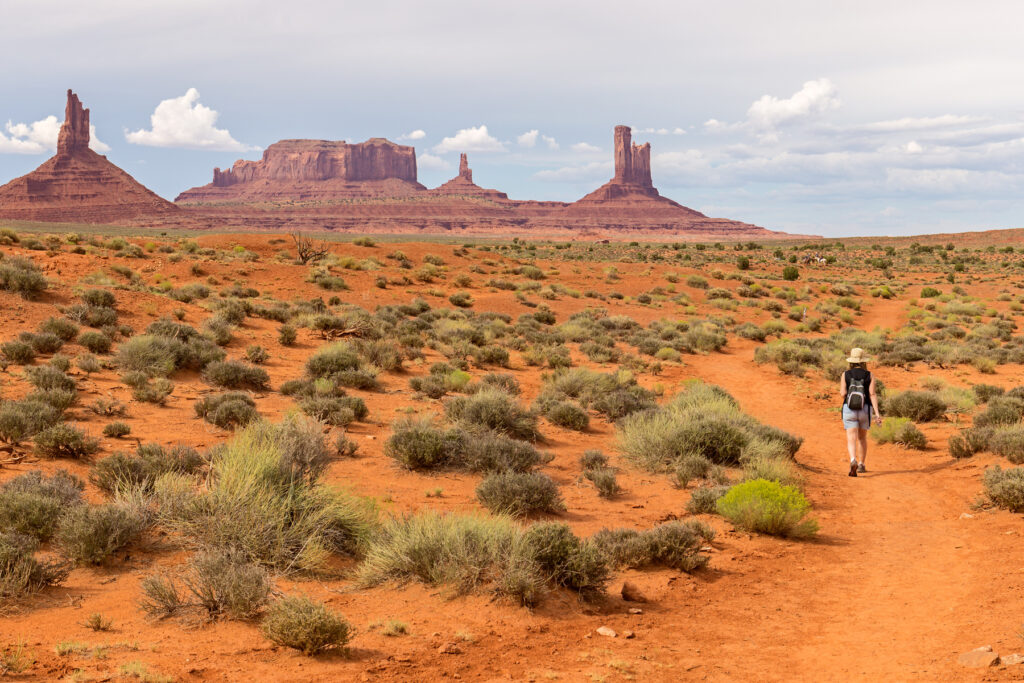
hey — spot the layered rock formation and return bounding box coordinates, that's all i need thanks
[0,90,177,223]
[176,138,425,203]
[430,154,508,200]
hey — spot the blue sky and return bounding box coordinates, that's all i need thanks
[3,0,1024,236]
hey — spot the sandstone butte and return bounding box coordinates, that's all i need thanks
[172,125,796,239]
[0,90,177,223]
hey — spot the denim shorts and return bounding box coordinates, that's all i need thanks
[842,404,872,430]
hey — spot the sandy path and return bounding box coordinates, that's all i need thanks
[679,341,1020,680]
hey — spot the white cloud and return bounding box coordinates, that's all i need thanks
[542,134,559,150]
[1,116,110,154]
[905,140,923,154]
[126,88,253,151]
[571,142,601,153]
[398,129,426,141]
[534,161,612,182]
[747,78,840,128]
[517,130,538,147]
[637,127,685,135]
[433,125,506,153]
[417,153,451,170]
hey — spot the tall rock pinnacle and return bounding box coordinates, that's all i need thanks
[458,153,473,182]
[612,125,652,188]
[57,89,90,158]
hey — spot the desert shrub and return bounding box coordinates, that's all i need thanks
[1,340,35,365]
[0,532,69,597]
[476,471,564,517]
[583,467,620,497]
[448,292,473,308]
[948,433,973,460]
[279,324,298,346]
[983,466,1024,511]
[82,289,116,308]
[973,384,1005,403]
[384,418,465,470]
[782,265,800,281]
[522,522,609,598]
[870,417,927,449]
[102,422,131,438]
[591,520,714,571]
[33,424,99,459]
[186,550,272,619]
[462,431,547,473]
[132,377,174,404]
[0,470,84,541]
[473,345,510,367]
[0,257,47,299]
[579,449,608,470]
[974,397,1024,428]
[543,401,589,431]
[356,511,544,603]
[203,317,234,346]
[884,390,946,422]
[446,389,539,440]
[21,332,63,354]
[164,420,377,571]
[195,392,259,429]
[78,331,112,354]
[203,360,270,390]
[262,595,352,655]
[989,425,1024,463]
[716,479,818,538]
[742,454,804,487]
[245,345,269,364]
[54,500,148,564]
[306,343,362,377]
[25,366,75,393]
[0,400,61,445]
[686,485,730,514]
[358,339,404,371]
[91,444,204,495]
[299,395,367,426]
[116,335,178,377]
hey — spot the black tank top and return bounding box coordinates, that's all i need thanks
[843,368,872,409]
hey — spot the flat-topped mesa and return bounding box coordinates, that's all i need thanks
[178,138,425,202]
[56,89,90,158]
[430,153,508,200]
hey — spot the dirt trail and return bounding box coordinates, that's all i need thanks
[679,341,1023,680]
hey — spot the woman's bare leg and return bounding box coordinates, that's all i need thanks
[846,428,859,464]
[858,429,869,466]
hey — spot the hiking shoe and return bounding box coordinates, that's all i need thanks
[858,463,866,473]
[848,462,858,477]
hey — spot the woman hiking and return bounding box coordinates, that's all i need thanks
[839,347,882,477]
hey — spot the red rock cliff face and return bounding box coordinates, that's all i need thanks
[57,89,90,157]
[0,90,177,223]
[179,138,424,202]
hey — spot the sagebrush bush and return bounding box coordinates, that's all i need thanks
[385,418,465,470]
[34,424,99,459]
[476,471,564,517]
[54,500,149,564]
[185,550,271,619]
[716,479,818,538]
[0,399,61,445]
[91,443,204,495]
[298,395,366,426]
[306,343,363,377]
[989,425,1024,463]
[203,360,270,390]
[983,466,1024,511]
[21,331,63,354]
[164,420,377,571]
[870,417,927,450]
[974,397,1024,428]
[0,470,84,541]
[583,467,620,497]
[522,522,609,599]
[445,389,540,441]
[686,485,730,514]
[195,392,259,429]
[0,340,35,365]
[262,596,351,655]
[543,401,589,431]
[0,256,47,299]
[102,421,131,438]
[884,391,946,422]
[591,520,715,571]
[81,289,116,308]
[0,532,69,597]
[78,331,112,354]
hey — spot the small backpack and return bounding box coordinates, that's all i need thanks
[847,374,867,410]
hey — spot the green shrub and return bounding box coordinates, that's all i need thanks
[131,378,174,404]
[202,360,270,390]
[55,501,148,564]
[82,289,116,308]
[989,425,1024,463]
[741,454,804,486]
[262,595,351,655]
[974,397,1024,428]
[0,257,47,299]
[116,335,178,377]
[0,340,35,365]
[543,401,589,431]
[716,479,818,538]
[445,389,539,440]
[195,392,259,429]
[0,470,84,541]
[461,431,546,473]
[686,485,729,514]
[591,520,714,571]
[0,532,69,597]
[476,471,564,517]
[91,444,204,495]
[306,343,362,377]
[782,265,800,281]
[33,424,99,459]
[78,331,112,354]
[245,345,269,364]
[279,324,297,346]
[973,384,1005,403]
[25,366,75,393]
[164,420,377,571]
[983,466,1024,511]
[21,332,63,354]
[884,391,946,422]
[102,422,131,438]
[870,417,927,449]
[448,292,473,308]
[948,433,973,459]
[384,419,465,470]
[0,400,61,445]
[522,522,609,599]
[583,467,620,497]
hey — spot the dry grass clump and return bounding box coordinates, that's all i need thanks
[91,443,204,495]
[983,466,1024,511]
[0,256,47,299]
[591,520,715,571]
[0,470,84,541]
[262,595,351,656]
[54,498,150,564]
[140,550,271,621]
[0,532,69,597]
[870,417,927,450]
[475,471,565,517]
[884,390,946,422]
[195,392,259,429]
[445,388,540,441]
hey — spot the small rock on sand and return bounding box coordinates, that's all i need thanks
[1002,653,1024,666]
[958,646,999,668]
[621,581,647,603]
[596,626,617,638]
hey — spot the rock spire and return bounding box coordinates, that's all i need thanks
[57,90,90,158]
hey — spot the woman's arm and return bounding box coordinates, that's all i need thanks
[839,373,847,402]
[869,377,882,423]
